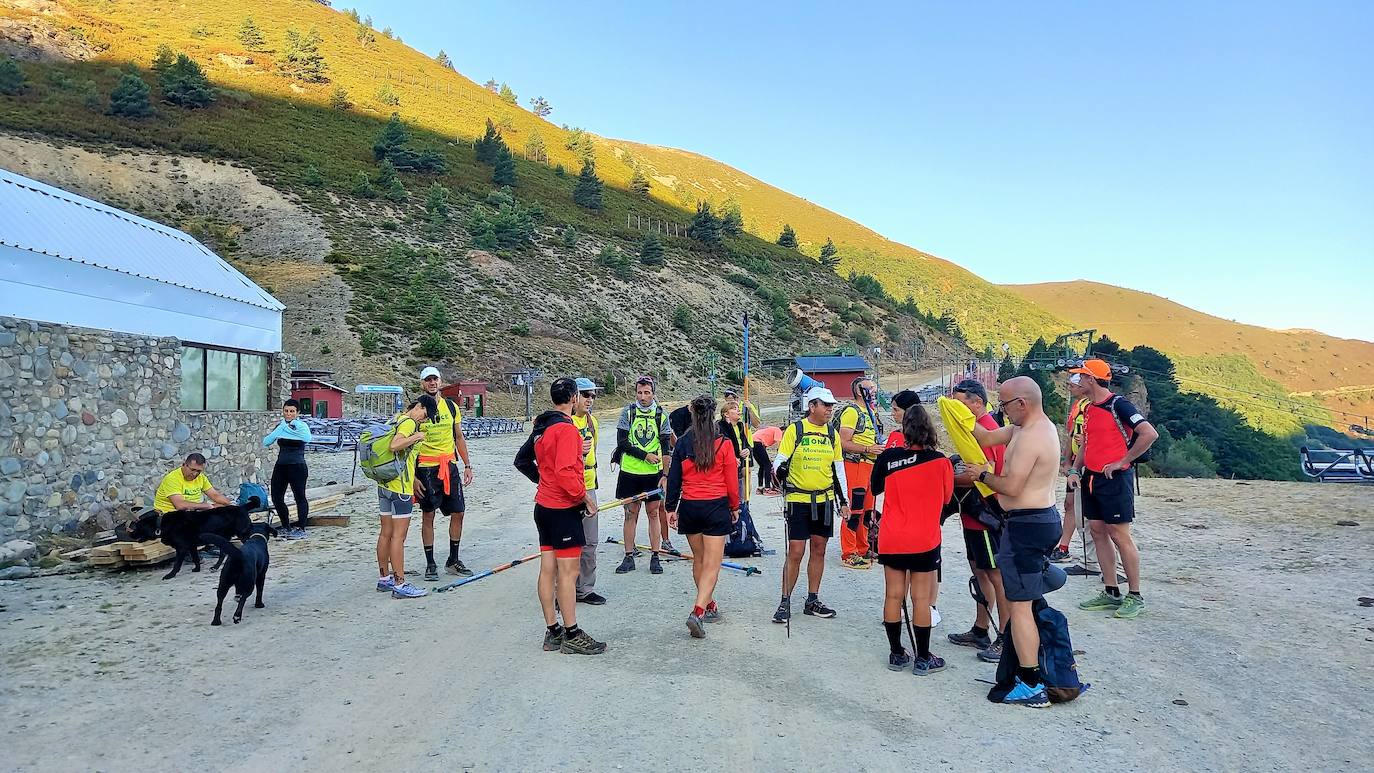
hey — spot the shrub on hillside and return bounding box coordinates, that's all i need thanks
[376,84,399,106]
[160,54,215,108]
[0,57,26,96]
[1151,433,1217,478]
[108,71,153,118]
[329,86,351,110]
[639,234,665,265]
[352,171,376,198]
[281,27,328,83]
[671,305,692,333]
[776,223,798,249]
[238,17,266,51]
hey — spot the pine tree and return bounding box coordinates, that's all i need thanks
[385,177,407,202]
[238,16,266,50]
[639,234,665,266]
[281,27,328,83]
[720,199,743,236]
[528,96,551,117]
[474,118,502,165]
[998,354,1016,383]
[492,145,517,186]
[572,161,603,210]
[425,183,450,223]
[688,201,723,245]
[352,171,376,198]
[373,113,409,160]
[630,168,650,197]
[498,82,517,105]
[435,49,454,69]
[108,71,153,118]
[0,57,24,96]
[375,84,399,106]
[818,237,839,268]
[329,85,351,110]
[376,159,399,188]
[302,164,324,188]
[777,223,798,249]
[159,54,216,108]
[483,78,498,93]
[150,44,175,75]
[524,129,546,162]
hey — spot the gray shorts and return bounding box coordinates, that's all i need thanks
[996,507,1063,602]
[378,488,415,518]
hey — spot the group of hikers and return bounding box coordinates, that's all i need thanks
[244,358,1159,707]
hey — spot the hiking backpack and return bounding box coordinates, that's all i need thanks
[237,482,270,512]
[358,417,408,484]
[725,500,764,558]
[987,598,1088,704]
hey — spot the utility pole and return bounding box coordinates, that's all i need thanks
[703,351,719,399]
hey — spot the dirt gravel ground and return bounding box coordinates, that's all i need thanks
[1,432,1371,772]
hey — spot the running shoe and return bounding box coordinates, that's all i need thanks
[615,554,635,574]
[977,636,1004,663]
[649,554,663,574]
[772,598,791,624]
[375,575,396,592]
[661,539,678,555]
[686,613,706,639]
[391,582,428,599]
[912,653,946,676]
[423,564,439,582]
[445,559,474,577]
[1001,677,1049,708]
[841,555,869,570]
[947,628,992,650]
[1079,591,1123,611]
[1113,594,1145,619]
[888,650,912,671]
[576,592,607,605]
[542,626,564,652]
[703,606,722,623]
[930,606,942,627]
[1049,547,1072,563]
[1065,565,1100,576]
[803,598,837,618]
[560,628,607,655]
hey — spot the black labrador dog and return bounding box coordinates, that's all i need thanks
[123,498,259,580]
[200,523,275,625]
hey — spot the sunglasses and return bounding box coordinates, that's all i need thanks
[1002,397,1027,408]
[579,391,596,398]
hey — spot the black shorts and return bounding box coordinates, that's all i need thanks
[534,503,587,550]
[1080,469,1135,524]
[784,500,834,540]
[615,471,663,501]
[878,545,941,572]
[676,497,733,537]
[997,508,1064,602]
[962,526,1001,571]
[414,463,466,515]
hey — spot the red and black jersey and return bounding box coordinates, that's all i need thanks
[870,446,954,554]
[1082,395,1146,473]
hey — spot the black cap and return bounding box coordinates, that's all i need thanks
[892,390,920,410]
[953,379,988,403]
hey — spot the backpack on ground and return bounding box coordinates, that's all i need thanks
[237,482,270,512]
[358,417,408,484]
[987,598,1088,704]
[725,500,764,558]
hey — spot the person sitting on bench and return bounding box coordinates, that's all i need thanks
[153,453,233,513]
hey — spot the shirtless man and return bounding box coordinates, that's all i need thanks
[971,376,1065,709]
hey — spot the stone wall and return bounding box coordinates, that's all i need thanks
[0,316,289,542]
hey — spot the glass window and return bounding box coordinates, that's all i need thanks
[180,346,204,410]
[298,397,313,416]
[206,349,239,410]
[239,354,269,411]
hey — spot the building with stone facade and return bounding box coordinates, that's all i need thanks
[0,168,287,542]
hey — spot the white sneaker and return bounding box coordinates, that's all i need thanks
[930,606,942,627]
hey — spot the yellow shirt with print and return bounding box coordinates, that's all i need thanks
[571,412,599,491]
[415,396,462,467]
[381,416,422,496]
[153,469,213,513]
[778,419,842,504]
[1068,397,1090,457]
[838,404,878,463]
[739,401,759,444]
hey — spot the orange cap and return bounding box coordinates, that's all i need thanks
[1068,359,1112,380]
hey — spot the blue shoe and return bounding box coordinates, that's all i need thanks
[1002,677,1049,708]
[887,650,912,671]
[391,582,428,599]
[376,575,396,592]
[912,653,946,676]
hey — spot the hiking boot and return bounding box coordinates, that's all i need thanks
[772,599,791,624]
[1001,677,1049,708]
[686,613,706,639]
[423,564,439,582]
[912,653,946,676]
[888,650,912,671]
[803,598,837,619]
[703,606,722,623]
[661,539,678,555]
[560,628,607,655]
[1079,591,1123,611]
[1049,547,1072,563]
[577,592,607,605]
[649,554,663,574]
[375,575,396,593]
[542,626,564,652]
[977,636,1004,663]
[947,628,992,650]
[1113,594,1145,619]
[445,559,473,577]
[390,582,428,599]
[615,554,635,574]
[1065,565,1100,577]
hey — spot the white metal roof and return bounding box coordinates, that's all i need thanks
[0,167,283,312]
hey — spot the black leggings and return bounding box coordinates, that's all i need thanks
[271,463,308,529]
[752,442,775,488]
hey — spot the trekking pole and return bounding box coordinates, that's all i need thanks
[742,313,752,507]
[604,538,761,575]
[433,552,539,592]
[900,591,919,659]
[597,488,664,513]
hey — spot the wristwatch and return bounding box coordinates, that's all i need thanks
[977,470,990,484]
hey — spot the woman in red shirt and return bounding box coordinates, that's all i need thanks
[665,396,741,639]
[870,403,954,675]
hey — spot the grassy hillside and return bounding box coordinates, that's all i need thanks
[1006,281,1374,432]
[0,0,1068,352]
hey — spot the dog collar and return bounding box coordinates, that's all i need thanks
[248,533,268,543]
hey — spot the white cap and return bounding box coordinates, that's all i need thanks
[420,366,441,380]
[803,386,838,405]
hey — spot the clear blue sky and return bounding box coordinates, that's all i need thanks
[348,1,1372,341]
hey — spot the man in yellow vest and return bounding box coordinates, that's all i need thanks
[571,377,607,605]
[416,366,475,582]
[770,386,850,624]
[613,375,675,576]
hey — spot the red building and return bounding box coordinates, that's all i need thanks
[290,369,345,418]
[795,355,871,397]
[440,380,490,417]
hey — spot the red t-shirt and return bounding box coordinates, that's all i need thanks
[1082,395,1145,473]
[665,435,741,512]
[870,446,954,554]
[960,412,1006,531]
[534,420,588,508]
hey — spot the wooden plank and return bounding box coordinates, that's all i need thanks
[306,514,351,527]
